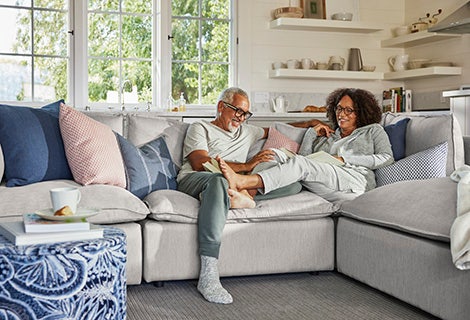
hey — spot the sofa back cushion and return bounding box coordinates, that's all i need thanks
[382,112,464,175]
[84,111,125,135]
[126,114,189,168]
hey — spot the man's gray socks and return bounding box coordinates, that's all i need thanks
[197,255,233,304]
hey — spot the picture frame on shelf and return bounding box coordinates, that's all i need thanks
[303,0,326,19]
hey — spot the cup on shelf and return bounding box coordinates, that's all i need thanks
[272,61,284,69]
[328,56,345,70]
[301,58,314,70]
[286,59,299,69]
[50,187,82,214]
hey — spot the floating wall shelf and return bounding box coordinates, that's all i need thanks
[269,18,383,33]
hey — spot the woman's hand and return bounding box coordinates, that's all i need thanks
[314,123,335,137]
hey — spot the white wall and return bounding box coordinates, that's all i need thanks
[237,0,470,111]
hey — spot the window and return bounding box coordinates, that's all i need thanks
[87,0,153,109]
[170,0,234,105]
[0,0,69,103]
[0,0,235,109]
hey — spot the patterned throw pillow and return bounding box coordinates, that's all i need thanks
[375,141,448,187]
[115,133,178,199]
[59,103,126,188]
[262,127,300,153]
[0,100,73,187]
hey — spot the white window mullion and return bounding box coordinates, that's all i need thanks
[72,0,87,109]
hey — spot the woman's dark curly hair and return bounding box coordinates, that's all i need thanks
[325,88,382,130]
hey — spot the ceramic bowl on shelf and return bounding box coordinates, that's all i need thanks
[331,12,353,21]
[273,7,303,19]
[362,65,376,72]
[392,25,411,37]
[407,59,430,69]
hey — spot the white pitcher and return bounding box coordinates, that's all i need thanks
[270,96,287,113]
[388,54,409,71]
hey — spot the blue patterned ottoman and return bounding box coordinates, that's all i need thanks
[0,227,126,319]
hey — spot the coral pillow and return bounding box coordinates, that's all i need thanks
[59,103,126,187]
[263,127,300,153]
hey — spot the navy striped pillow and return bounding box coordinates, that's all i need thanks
[115,133,178,199]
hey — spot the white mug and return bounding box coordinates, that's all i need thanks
[301,58,314,70]
[286,59,299,69]
[50,187,82,214]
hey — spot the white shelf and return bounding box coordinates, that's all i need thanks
[269,18,383,33]
[269,69,383,80]
[381,31,461,48]
[383,67,462,80]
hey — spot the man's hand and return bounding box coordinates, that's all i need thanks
[245,149,275,172]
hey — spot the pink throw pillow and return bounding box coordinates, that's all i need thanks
[262,127,300,153]
[59,103,126,188]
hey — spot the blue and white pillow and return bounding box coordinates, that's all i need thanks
[375,141,448,187]
[0,100,73,186]
[115,133,178,199]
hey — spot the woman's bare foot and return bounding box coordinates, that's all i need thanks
[228,189,256,208]
[216,155,264,192]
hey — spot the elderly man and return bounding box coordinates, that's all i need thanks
[177,87,320,304]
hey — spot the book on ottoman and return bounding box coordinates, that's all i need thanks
[0,221,103,246]
[23,213,91,233]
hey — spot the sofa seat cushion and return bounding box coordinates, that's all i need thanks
[339,177,457,242]
[145,190,338,224]
[0,180,149,224]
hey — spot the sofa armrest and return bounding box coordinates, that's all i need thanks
[464,135,470,165]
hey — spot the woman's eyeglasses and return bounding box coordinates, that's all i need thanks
[222,101,253,120]
[334,105,355,116]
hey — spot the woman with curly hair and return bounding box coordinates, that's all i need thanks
[218,88,394,202]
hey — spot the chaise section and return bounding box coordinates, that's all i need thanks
[337,217,470,320]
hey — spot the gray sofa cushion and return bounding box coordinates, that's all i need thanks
[126,114,189,168]
[339,177,457,242]
[84,111,125,135]
[382,112,464,175]
[0,180,149,224]
[145,190,338,224]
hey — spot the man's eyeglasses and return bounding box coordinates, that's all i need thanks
[334,105,355,116]
[222,101,253,120]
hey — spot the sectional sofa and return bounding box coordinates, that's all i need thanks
[0,104,469,320]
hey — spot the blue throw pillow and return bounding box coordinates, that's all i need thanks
[0,100,73,187]
[384,118,410,161]
[115,133,178,199]
[375,141,448,187]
